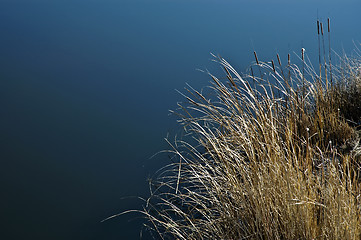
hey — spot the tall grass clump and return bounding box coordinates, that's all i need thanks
[113,20,361,239]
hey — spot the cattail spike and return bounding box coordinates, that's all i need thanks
[317,20,320,35]
[254,51,259,65]
[288,53,290,65]
[277,54,282,66]
[320,21,327,87]
[271,60,276,72]
[317,20,321,79]
[320,22,324,35]
[328,18,330,32]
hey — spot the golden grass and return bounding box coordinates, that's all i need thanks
[100,20,361,239]
[138,45,361,239]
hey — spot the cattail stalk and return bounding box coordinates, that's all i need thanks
[328,18,333,85]
[254,51,259,65]
[317,20,322,83]
[254,51,263,80]
[321,22,328,89]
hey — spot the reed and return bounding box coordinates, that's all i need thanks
[118,21,361,239]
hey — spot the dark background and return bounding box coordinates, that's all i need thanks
[1,0,360,239]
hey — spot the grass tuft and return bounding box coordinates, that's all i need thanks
[115,23,361,239]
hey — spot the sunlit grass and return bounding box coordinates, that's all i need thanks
[108,20,361,239]
[141,44,361,239]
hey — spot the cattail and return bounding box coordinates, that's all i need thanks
[301,48,305,61]
[254,51,259,65]
[317,20,320,35]
[328,18,333,85]
[320,22,324,36]
[327,18,330,33]
[288,53,290,65]
[271,60,276,72]
[254,51,263,80]
[320,22,328,87]
[317,19,322,81]
[277,54,282,66]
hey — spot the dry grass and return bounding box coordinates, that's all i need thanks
[138,45,361,239]
[105,20,361,239]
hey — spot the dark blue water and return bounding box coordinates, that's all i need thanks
[1,0,360,239]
